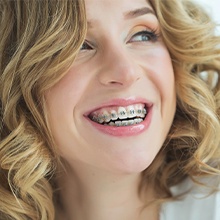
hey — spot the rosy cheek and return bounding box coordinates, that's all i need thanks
[54,68,88,101]
[149,52,175,107]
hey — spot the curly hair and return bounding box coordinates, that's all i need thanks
[0,0,86,219]
[0,0,220,219]
[144,0,220,199]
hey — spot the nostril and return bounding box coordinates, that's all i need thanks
[109,81,123,85]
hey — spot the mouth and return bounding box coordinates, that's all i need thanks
[88,103,149,127]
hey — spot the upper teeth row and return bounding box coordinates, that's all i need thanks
[90,105,147,124]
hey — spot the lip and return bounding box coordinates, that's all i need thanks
[84,97,153,137]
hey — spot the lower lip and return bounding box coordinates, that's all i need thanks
[85,107,153,137]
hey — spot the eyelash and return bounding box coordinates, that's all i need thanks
[80,29,160,51]
[129,29,159,43]
[80,41,93,50]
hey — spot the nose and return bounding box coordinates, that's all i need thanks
[98,45,140,88]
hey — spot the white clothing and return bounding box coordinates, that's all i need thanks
[160,177,220,220]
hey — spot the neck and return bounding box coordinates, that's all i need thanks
[55,161,159,220]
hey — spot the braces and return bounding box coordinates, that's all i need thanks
[91,108,147,125]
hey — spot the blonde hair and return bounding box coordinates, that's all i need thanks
[0,0,220,219]
[144,0,220,198]
[0,0,86,219]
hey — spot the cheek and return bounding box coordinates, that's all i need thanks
[44,68,90,136]
[159,54,175,103]
[46,67,92,109]
[140,46,175,100]
[157,57,175,101]
[44,69,90,156]
[155,51,176,114]
[143,47,176,123]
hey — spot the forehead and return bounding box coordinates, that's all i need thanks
[84,0,155,28]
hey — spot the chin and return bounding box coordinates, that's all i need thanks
[106,150,157,175]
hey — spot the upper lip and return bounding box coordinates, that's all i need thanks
[84,97,153,116]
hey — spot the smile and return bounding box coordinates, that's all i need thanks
[88,104,147,127]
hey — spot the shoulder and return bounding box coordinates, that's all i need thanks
[160,176,220,220]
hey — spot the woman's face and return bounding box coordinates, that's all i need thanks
[45,0,176,174]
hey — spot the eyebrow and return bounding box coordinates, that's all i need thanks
[124,7,155,19]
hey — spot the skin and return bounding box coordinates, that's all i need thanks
[45,0,176,219]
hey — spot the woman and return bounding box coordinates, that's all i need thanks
[0,0,220,219]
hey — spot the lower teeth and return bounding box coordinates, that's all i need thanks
[104,118,144,127]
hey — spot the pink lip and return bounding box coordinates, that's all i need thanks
[84,98,153,137]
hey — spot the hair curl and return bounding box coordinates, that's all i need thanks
[0,0,220,219]
[0,0,86,219]
[144,0,220,199]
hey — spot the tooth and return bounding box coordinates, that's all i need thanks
[134,118,143,124]
[140,108,147,118]
[110,110,118,120]
[134,119,139,124]
[92,115,98,122]
[121,120,128,126]
[127,105,136,118]
[97,115,104,123]
[118,107,127,119]
[128,120,135,125]
[115,121,122,126]
[109,122,115,126]
[137,109,142,116]
[135,105,143,117]
[103,111,111,122]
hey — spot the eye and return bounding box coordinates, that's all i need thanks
[129,30,159,43]
[80,41,93,51]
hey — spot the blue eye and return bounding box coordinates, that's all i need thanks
[130,30,159,43]
[80,41,93,51]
